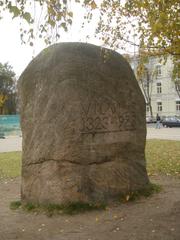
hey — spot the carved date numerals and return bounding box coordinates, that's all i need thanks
[118,113,135,131]
[80,99,136,133]
[81,117,107,132]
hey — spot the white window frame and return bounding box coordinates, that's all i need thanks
[157,82,162,94]
[156,64,162,76]
[157,102,162,112]
[146,105,150,112]
[176,100,180,111]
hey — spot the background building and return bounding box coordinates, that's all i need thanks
[130,55,180,118]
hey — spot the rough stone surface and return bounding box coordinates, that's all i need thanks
[19,42,149,205]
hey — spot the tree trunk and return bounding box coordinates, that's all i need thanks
[175,83,180,98]
[0,107,3,115]
[149,104,153,118]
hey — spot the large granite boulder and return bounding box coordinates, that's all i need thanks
[19,42,149,205]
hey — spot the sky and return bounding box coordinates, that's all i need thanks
[0,4,102,77]
[0,3,136,77]
[0,14,38,77]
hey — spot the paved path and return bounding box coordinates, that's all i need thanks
[0,136,22,152]
[147,127,180,141]
[0,127,180,152]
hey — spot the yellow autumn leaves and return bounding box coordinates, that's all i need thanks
[0,94,8,108]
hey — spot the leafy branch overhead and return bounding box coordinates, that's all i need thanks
[0,1,178,51]
[0,0,74,45]
[0,1,179,53]
[0,0,179,79]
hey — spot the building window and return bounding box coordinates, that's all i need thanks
[157,102,162,112]
[176,101,180,111]
[157,82,162,93]
[156,65,162,76]
[146,105,150,112]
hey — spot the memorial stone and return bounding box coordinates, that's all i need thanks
[19,42,149,204]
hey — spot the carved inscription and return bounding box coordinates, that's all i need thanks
[80,98,136,134]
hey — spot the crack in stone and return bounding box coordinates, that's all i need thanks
[24,157,113,167]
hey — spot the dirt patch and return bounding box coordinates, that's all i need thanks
[0,175,180,240]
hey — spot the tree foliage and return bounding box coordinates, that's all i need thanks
[0,0,179,78]
[0,0,76,45]
[95,0,179,82]
[96,0,179,55]
[0,1,179,53]
[0,63,16,114]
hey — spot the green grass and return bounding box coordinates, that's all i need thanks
[10,201,106,216]
[10,184,160,215]
[10,200,22,210]
[119,183,161,203]
[146,140,180,177]
[0,152,21,178]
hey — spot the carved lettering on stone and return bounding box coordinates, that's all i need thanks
[80,98,136,134]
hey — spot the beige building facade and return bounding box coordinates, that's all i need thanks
[131,56,180,118]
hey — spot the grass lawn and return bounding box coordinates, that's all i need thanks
[146,140,180,177]
[0,140,179,179]
[0,152,21,178]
